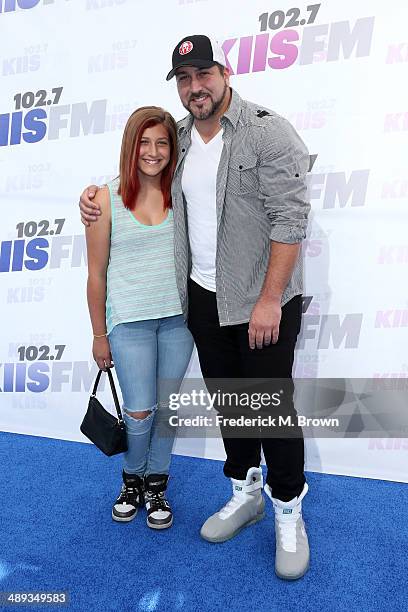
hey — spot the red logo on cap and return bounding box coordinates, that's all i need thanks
[179,41,193,55]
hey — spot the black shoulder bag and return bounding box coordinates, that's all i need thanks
[80,368,128,456]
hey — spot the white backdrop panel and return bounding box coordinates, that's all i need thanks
[1,0,407,482]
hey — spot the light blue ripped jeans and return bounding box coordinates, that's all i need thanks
[108,315,194,477]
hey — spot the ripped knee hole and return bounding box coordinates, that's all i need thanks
[126,410,151,420]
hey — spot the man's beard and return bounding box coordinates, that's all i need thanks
[185,83,229,120]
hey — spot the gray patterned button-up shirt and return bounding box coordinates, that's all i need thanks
[171,88,310,327]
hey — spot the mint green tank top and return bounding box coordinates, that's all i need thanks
[106,178,182,334]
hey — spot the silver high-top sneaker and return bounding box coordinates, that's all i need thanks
[265,482,310,580]
[200,467,265,543]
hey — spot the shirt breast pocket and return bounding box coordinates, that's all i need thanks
[228,154,259,196]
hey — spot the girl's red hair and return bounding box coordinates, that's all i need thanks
[118,106,178,210]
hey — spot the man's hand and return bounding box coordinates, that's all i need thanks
[79,185,101,227]
[92,337,113,371]
[248,296,281,349]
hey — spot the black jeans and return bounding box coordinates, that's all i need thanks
[187,279,305,501]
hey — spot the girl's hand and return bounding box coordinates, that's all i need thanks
[92,337,113,371]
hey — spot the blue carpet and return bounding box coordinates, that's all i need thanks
[0,432,406,612]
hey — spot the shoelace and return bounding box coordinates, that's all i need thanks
[218,492,246,519]
[276,516,299,553]
[119,484,140,504]
[145,491,170,512]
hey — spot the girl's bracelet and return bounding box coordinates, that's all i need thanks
[93,333,107,338]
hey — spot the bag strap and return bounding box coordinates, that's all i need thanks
[91,368,124,423]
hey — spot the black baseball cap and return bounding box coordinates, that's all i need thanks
[166,34,227,81]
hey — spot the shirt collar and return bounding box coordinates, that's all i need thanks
[221,88,242,129]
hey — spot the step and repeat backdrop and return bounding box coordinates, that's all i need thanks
[1,0,407,482]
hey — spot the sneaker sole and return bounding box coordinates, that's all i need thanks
[111,509,138,523]
[200,511,265,543]
[147,516,173,530]
[275,560,310,581]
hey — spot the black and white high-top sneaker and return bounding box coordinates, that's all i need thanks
[144,474,173,529]
[112,470,144,522]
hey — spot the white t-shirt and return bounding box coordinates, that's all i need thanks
[181,124,223,292]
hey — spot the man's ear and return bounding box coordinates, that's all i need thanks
[224,67,231,85]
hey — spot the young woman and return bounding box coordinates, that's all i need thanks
[85,106,194,529]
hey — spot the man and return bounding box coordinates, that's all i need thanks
[80,35,311,580]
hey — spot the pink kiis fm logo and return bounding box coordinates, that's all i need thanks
[179,41,193,55]
[222,16,375,74]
